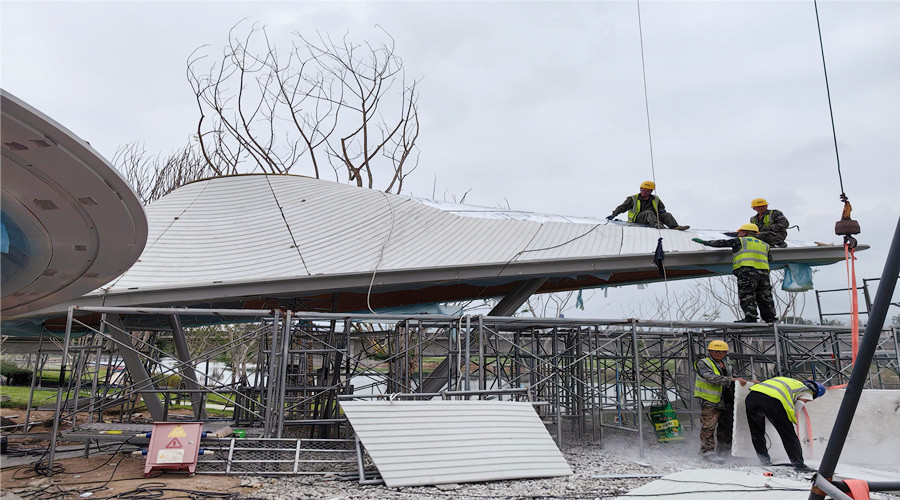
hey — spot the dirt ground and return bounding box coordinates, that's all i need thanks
[2,453,246,499]
[1,408,249,499]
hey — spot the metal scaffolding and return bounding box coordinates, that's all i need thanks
[40,306,898,471]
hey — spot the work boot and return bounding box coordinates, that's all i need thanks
[773,242,788,248]
[793,463,815,472]
[763,318,778,324]
[757,454,771,466]
[673,225,690,231]
[735,317,758,323]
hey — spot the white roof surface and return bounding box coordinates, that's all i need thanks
[21,173,852,316]
[106,174,841,290]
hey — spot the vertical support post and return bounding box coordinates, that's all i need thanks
[464,315,471,393]
[276,311,292,438]
[263,311,281,438]
[810,216,900,500]
[773,322,783,377]
[478,315,485,392]
[48,307,75,475]
[24,329,45,433]
[631,320,644,458]
[168,314,207,420]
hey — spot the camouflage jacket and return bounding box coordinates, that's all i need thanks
[696,357,735,409]
[610,194,668,217]
[751,209,789,235]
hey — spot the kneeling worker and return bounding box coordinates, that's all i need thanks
[745,376,826,471]
[607,181,689,230]
[692,223,777,323]
[749,198,790,248]
[694,340,748,460]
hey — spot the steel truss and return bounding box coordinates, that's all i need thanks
[47,306,898,469]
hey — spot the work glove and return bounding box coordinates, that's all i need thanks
[606,215,615,220]
[691,238,705,244]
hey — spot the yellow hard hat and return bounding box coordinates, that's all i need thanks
[708,340,729,351]
[640,180,655,190]
[751,198,768,207]
[738,223,759,233]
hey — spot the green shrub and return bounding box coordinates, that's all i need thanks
[0,361,33,386]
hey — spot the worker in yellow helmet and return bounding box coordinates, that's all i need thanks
[749,198,790,248]
[746,376,826,471]
[607,181,690,230]
[694,340,750,461]
[692,223,778,323]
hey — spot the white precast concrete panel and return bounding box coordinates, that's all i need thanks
[732,384,900,466]
[340,400,572,487]
[624,469,812,498]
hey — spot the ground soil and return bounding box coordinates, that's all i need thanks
[1,453,244,499]
[1,408,245,499]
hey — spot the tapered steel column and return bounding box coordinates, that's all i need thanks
[810,216,900,500]
[169,314,207,420]
[107,314,165,421]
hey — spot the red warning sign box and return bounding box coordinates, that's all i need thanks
[144,422,203,476]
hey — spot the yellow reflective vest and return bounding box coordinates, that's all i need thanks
[627,194,659,222]
[693,357,724,403]
[749,376,810,424]
[733,236,770,272]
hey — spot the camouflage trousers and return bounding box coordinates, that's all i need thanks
[736,268,777,322]
[699,405,733,454]
[634,211,680,229]
[756,230,788,247]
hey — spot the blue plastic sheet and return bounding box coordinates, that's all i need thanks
[782,263,814,292]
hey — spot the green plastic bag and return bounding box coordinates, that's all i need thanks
[648,402,684,442]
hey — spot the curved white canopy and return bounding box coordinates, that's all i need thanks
[1,90,147,319]
[19,173,852,319]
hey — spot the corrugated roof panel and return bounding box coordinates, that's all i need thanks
[64,174,850,304]
[340,400,571,487]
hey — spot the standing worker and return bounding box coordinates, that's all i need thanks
[745,376,826,471]
[607,181,690,230]
[749,198,790,247]
[692,223,778,323]
[694,340,749,460]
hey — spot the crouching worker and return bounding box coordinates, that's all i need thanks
[745,377,826,471]
[694,340,748,460]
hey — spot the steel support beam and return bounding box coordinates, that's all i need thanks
[107,314,165,421]
[420,278,548,394]
[169,314,207,420]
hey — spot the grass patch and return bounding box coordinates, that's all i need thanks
[0,386,64,408]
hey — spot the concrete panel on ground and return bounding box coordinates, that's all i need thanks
[732,384,900,466]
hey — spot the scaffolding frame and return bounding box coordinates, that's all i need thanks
[43,306,899,471]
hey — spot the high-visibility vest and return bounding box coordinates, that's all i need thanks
[733,237,770,271]
[628,194,659,222]
[693,357,725,403]
[749,376,809,424]
[751,211,773,228]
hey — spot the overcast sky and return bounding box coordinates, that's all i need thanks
[3,1,898,322]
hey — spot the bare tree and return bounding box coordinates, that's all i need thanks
[186,20,420,193]
[627,271,810,323]
[522,290,596,318]
[114,141,213,204]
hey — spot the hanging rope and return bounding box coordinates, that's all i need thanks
[844,244,860,363]
[815,0,862,357]
[636,0,674,326]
